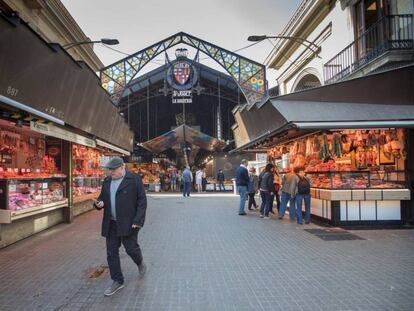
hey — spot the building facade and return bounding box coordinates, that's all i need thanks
[266,0,414,95]
[0,0,103,71]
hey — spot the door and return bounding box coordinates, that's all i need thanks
[353,0,386,63]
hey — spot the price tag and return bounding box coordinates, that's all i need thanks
[9,185,16,192]
[43,183,48,189]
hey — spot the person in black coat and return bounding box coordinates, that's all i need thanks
[94,157,147,297]
[258,163,275,219]
[217,169,225,191]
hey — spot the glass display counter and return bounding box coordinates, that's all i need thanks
[0,177,68,223]
[305,170,406,189]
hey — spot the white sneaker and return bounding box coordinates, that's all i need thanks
[104,281,125,297]
[264,216,271,219]
[260,214,264,218]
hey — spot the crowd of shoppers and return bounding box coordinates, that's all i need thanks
[235,160,312,225]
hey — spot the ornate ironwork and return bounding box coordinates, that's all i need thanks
[100,32,267,106]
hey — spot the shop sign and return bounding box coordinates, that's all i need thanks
[255,153,267,162]
[96,139,130,155]
[30,122,96,148]
[172,90,192,104]
[166,58,198,105]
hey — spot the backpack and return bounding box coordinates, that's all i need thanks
[297,175,310,195]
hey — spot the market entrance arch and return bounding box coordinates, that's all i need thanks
[99,32,267,107]
[99,33,267,168]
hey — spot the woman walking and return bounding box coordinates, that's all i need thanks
[247,167,259,210]
[258,164,275,219]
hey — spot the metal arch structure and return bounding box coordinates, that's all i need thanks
[100,32,267,106]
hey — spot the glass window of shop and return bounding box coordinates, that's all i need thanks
[267,129,407,190]
[72,144,107,200]
[0,119,67,213]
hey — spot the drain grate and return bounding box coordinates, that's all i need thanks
[88,265,109,279]
[304,228,365,241]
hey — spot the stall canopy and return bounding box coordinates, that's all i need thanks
[142,125,226,154]
[232,65,414,153]
[0,13,133,151]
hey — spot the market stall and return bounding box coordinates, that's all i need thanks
[127,163,161,192]
[0,12,134,248]
[0,119,67,224]
[231,66,414,226]
[267,129,411,225]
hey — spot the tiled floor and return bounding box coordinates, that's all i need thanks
[0,193,413,310]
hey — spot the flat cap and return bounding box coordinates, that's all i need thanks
[104,157,124,169]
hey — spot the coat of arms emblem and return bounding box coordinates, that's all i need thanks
[173,61,191,85]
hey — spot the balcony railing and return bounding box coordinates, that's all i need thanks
[324,14,413,83]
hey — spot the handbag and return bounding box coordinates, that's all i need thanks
[274,182,281,193]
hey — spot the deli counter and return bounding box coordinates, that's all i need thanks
[0,176,68,223]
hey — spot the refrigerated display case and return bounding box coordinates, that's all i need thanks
[0,177,67,223]
[305,170,406,189]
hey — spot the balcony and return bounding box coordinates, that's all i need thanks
[324,14,413,83]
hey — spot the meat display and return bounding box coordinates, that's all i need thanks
[72,144,105,197]
[267,129,407,190]
[8,180,66,211]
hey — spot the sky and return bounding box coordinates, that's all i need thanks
[61,0,302,87]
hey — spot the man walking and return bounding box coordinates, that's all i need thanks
[94,157,147,297]
[217,169,225,191]
[182,166,193,197]
[235,159,249,215]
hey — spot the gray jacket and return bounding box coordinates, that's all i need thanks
[281,173,299,197]
[247,173,259,193]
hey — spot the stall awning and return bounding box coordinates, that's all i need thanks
[272,100,414,125]
[141,125,226,154]
[0,14,133,151]
[231,65,414,153]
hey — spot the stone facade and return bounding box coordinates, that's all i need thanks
[266,0,414,95]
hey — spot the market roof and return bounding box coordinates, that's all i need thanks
[272,100,414,124]
[122,60,239,97]
[141,124,226,154]
[231,65,414,153]
[0,13,133,151]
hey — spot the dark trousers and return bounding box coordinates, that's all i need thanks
[183,181,191,196]
[218,182,225,191]
[260,191,272,217]
[106,220,143,284]
[202,178,207,192]
[247,193,257,210]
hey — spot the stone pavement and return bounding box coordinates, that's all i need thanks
[0,194,414,311]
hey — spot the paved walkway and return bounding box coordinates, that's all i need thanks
[1,194,414,311]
